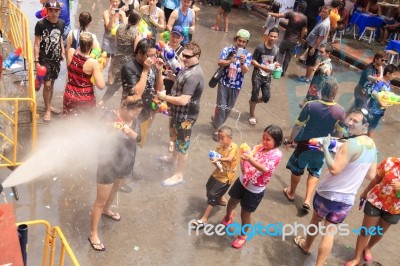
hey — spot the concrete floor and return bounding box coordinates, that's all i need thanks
[1,1,399,265]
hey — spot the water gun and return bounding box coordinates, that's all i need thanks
[240,143,251,154]
[90,47,102,59]
[308,137,343,153]
[35,7,48,19]
[359,198,366,210]
[209,150,223,172]
[111,22,120,36]
[138,19,152,39]
[34,64,47,91]
[113,117,125,130]
[160,31,170,42]
[156,41,181,74]
[374,91,400,106]
[151,97,168,115]
[2,47,23,69]
[293,43,301,58]
[90,50,107,84]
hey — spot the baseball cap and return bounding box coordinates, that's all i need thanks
[236,29,250,41]
[45,1,62,9]
[171,26,184,38]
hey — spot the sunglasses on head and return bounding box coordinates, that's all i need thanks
[182,53,197,59]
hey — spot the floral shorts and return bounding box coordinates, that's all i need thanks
[170,120,195,154]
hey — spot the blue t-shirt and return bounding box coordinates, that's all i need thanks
[368,80,391,115]
[219,46,252,89]
[295,100,346,141]
[59,0,70,26]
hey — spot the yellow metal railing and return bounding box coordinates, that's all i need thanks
[0,0,37,167]
[16,220,80,266]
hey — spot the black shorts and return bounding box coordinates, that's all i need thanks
[364,201,400,225]
[228,178,264,212]
[305,45,319,67]
[206,176,230,206]
[39,58,61,81]
[220,0,232,13]
[250,72,272,103]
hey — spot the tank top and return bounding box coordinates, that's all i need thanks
[65,53,94,102]
[317,136,377,205]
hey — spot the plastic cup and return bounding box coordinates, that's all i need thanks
[183,27,189,37]
[272,68,282,79]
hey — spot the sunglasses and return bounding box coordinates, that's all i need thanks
[182,53,197,59]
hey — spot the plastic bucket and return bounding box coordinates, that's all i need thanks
[272,69,282,79]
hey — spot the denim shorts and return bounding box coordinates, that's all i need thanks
[286,149,324,177]
[228,178,264,212]
[313,193,353,224]
[364,201,400,225]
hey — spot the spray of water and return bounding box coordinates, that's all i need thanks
[1,115,114,188]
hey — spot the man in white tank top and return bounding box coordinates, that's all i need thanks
[293,109,377,266]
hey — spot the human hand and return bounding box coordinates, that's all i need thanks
[322,134,331,150]
[154,57,164,71]
[157,90,167,101]
[241,152,252,161]
[274,61,281,68]
[391,181,400,191]
[239,54,246,65]
[143,57,153,71]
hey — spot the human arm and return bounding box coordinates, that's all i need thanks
[166,10,178,31]
[91,59,106,89]
[268,12,285,18]
[154,60,165,92]
[371,90,388,108]
[360,169,384,199]
[121,58,153,97]
[309,35,325,55]
[66,48,75,65]
[34,35,40,67]
[189,9,196,34]
[66,31,73,52]
[300,26,307,44]
[241,152,268,173]
[121,124,139,140]
[152,8,166,31]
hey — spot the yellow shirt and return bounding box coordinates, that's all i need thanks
[212,142,239,184]
[330,9,341,29]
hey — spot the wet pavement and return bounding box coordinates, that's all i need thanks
[0,1,399,265]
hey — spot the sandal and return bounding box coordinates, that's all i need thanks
[88,237,106,251]
[302,203,311,211]
[249,117,257,126]
[221,211,234,226]
[294,235,311,255]
[168,141,175,153]
[102,210,121,221]
[158,155,174,164]
[43,112,51,123]
[297,76,311,83]
[191,219,207,230]
[232,235,247,249]
[283,187,295,202]
[50,107,61,115]
[211,26,219,31]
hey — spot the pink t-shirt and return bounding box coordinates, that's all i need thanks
[240,146,282,193]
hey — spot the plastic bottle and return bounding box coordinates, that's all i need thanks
[228,62,237,80]
[209,150,223,172]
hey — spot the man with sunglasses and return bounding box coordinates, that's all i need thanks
[34,1,65,123]
[157,42,204,186]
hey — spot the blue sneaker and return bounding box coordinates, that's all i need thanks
[297,76,311,83]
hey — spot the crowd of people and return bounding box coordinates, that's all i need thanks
[31,0,399,264]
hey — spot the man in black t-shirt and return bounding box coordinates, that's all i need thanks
[120,39,164,143]
[249,28,280,126]
[34,1,65,123]
[268,10,307,76]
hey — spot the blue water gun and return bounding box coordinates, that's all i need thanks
[3,47,23,69]
[209,150,223,172]
[308,137,343,153]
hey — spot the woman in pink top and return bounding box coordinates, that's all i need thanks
[221,124,283,249]
[345,157,400,266]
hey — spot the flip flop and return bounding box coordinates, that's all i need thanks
[283,187,294,202]
[294,235,311,255]
[249,117,257,126]
[43,112,51,123]
[232,235,247,249]
[50,107,61,115]
[191,219,207,230]
[211,26,219,31]
[88,237,106,251]
[302,203,311,211]
[102,210,121,221]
